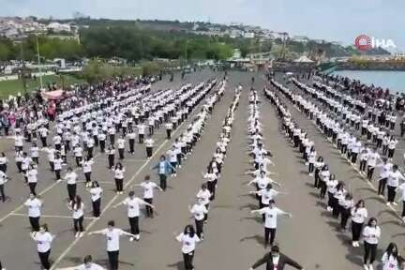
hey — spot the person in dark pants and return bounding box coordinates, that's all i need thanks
[0,170,9,202]
[176,225,201,270]
[135,175,162,218]
[151,155,176,191]
[362,218,381,270]
[248,245,305,270]
[30,224,54,270]
[189,198,208,240]
[25,194,42,232]
[113,191,154,241]
[350,200,368,247]
[89,181,103,217]
[251,200,292,248]
[108,146,115,170]
[88,220,137,270]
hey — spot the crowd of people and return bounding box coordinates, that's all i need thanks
[0,74,234,269]
[266,74,405,270]
[175,80,240,270]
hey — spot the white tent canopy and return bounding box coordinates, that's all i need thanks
[294,56,314,63]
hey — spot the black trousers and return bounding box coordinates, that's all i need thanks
[67,184,77,201]
[159,174,167,191]
[378,178,387,195]
[55,169,61,181]
[182,251,195,270]
[129,216,140,235]
[195,219,204,238]
[351,221,363,241]
[139,134,144,144]
[207,180,217,200]
[129,139,135,154]
[85,172,91,183]
[100,140,106,153]
[364,242,377,264]
[166,129,172,139]
[38,250,51,270]
[367,166,374,181]
[108,155,115,169]
[146,147,153,158]
[387,185,396,202]
[0,184,5,202]
[115,178,123,192]
[340,208,350,229]
[118,148,124,160]
[107,250,119,270]
[73,216,84,232]
[359,160,366,172]
[92,199,101,217]
[29,216,40,231]
[264,227,276,246]
[144,198,153,217]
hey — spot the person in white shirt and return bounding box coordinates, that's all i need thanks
[362,217,381,270]
[88,220,137,270]
[366,149,380,181]
[55,255,106,270]
[88,181,103,217]
[30,224,54,270]
[134,175,162,218]
[64,168,78,201]
[397,182,405,223]
[145,136,154,158]
[251,200,292,247]
[127,129,136,155]
[176,224,201,270]
[386,165,405,205]
[350,200,368,247]
[117,136,125,160]
[113,163,125,194]
[67,195,85,238]
[113,191,154,241]
[30,143,39,165]
[82,157,94,187]
[25,193,42,231]
[381,243,400,270]
[376,159,392,197]
[26,164,38,196]
[0,170,9,202]
[196,183,211,222]
[165,122,173,139]
[0,152,8,173]
[189,198,208,239]
[137,123,146,144]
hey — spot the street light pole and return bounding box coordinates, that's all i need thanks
[35,35,43,89]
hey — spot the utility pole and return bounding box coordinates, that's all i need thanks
[36,35,43,89]
[20,42,27,94]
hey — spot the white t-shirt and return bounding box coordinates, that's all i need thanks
[25,198,42,217]
[66,172,78,185]
[123,197,145,217]
[90,187,103,202]
[258,189,279,205]
[190,204,208,221]
[257,207,286,229]
[351,207,368,224]
[33,232,53,253]
[382,252,400,270]
[140,181,158,199]
[176,233,200,254]
[362,226,381,244]
[27,169,38,183]
[145,138,154,148]
[102,228,125,251]
[196,189,211,205]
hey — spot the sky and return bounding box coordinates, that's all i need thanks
[0,0,403,49]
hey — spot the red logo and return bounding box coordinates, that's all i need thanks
[355,35,372,51]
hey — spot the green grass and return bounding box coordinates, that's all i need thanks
[0,75,86,99]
